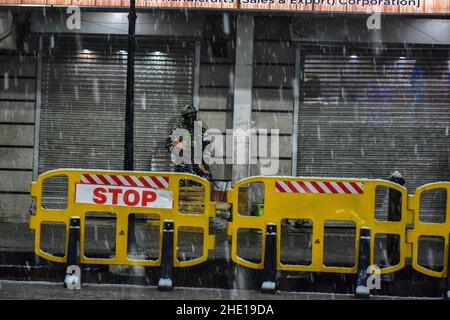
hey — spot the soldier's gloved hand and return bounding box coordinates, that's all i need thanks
[171,139,186,150]
[198,164,209,175]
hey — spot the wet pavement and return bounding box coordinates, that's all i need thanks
[0,220,448,299]
[0,280,435,300]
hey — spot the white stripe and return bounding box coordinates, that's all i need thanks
[317,181,331,194]
[344,182,358,194]
[156,176,169,188]
[104,175,118,186]
[143,176,158,189]
[291,181,306,193]
[331,182,344,194]
[304,181,319,193]
[81,175,90,184]
[277,181,291,193]
[278,181,292,192]
[130,175,144,187]
[117,175,131,187]
[284,181,296,192]
[91,175,104,185]
[356,182,364,192]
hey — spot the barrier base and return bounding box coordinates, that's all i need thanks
[64,272,81,290]
[355,285,370,298]
[260,223,277,294]
[355,227,371,298]
[64,217,81,290]
[261,281,276,294]
[158,220,174,292]
[158,278,174,291]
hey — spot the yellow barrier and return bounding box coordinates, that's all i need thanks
[29,169,450,296]
[408,182,450,278]
[227,176,450,296]
[29,169,216,289]
[227,176,410,274]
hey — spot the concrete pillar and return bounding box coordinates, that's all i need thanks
[232,15,254,182]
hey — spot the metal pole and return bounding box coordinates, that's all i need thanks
[291,45,301,177]
[33,36,43,181]
[125,0,137,249]
[261,223,277,294]
[193,41,201,110]
[387,171,405,266]
[124,0,136,171]
[355,227,371,298]
[231,15,254,183]
[64,217,81,290]
[158,220,175,291]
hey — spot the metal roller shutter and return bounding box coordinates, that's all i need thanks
[39,36,194,207]
[39,36,194,174]
[133,44,194,172]
[296,47,450,191]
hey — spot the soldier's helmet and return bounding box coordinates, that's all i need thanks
[181,104,197,117]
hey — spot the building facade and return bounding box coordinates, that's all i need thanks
[0,4,449,221]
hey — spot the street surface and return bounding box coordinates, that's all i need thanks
[0,280,431,300]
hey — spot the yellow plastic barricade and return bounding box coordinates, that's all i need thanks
[29,169,216,290]
[227,176,411,296]
[408,182,450,281]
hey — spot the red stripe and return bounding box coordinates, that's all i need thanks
[324,182,338,194]
[310,181,325,193]
[285,181,299,193]
[298,181,312,193]
[151,176,165,189]
[162,176,169,185]
[350,182,363,194]
[138,177,152,188]
[275,181,286,192]
[111,175,125,186]
[84,174,97,185]
[124,175,138,187]
[337,182,351,194]
[97,175,110,186]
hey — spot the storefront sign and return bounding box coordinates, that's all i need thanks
[2,0,449,13]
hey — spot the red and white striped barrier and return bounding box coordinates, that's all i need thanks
[80,173,169,189]
[275,180,364,194]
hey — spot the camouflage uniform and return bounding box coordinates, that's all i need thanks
[165,105,212,180]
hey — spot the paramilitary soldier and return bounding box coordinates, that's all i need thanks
[165,104,212,180]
